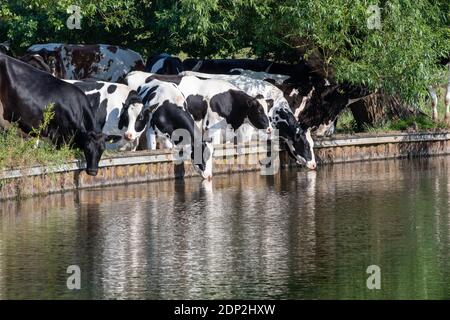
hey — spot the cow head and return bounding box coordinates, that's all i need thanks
[247,98,272,134]
[290,127,316,170]
[83,132,121,176]
[271,107,316,170]
[118,92,149,141]
[191,139,213,180]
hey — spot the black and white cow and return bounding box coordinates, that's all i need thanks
[26,43,145,81]
[63,80,147,150]
[145,53,184,74]
[0,53,116,175]
[297,83,369,136]
[182,71,316,169]
[125,71,272,145]
[125,77,213,179]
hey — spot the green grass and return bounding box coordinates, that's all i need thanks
[0,105,79,171]
[336,109,359,134]
[336,93,450,134]
[0,125,79,171]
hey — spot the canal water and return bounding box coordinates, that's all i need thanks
[1,157,450,299]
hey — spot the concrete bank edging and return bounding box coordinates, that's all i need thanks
[1,131,450,200]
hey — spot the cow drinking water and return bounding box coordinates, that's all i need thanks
[126,77,213,180]
[181,71,317,169]
[125,72,272,144]
[0,53,116,175]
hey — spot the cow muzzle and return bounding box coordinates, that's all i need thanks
[306,161,317,170]
[202,172,212,181]
[124,132,134,141]
[86,168,99,176]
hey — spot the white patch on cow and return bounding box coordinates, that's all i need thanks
[289,88,299,97]
[229,68,290,85]
[28,44,144,82]
[28,43,62,52]
[346,97,363,107]
[315,120,335,137]
[305,128,316,170]
[294,87,315,117]
[124,70,151,91]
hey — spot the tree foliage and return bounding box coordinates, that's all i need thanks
[0,0,449,103]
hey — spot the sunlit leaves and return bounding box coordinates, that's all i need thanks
[0,0,448,104]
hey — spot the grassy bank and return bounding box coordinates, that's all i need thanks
[0,106,78,171]
[0,126,78,171]
[337,96,450,134]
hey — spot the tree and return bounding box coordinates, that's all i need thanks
[1,0,449,106]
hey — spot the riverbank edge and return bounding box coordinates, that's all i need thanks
[1,131,450,200]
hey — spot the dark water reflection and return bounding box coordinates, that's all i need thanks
[1,157,450,299]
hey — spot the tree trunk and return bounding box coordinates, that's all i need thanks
[349,92,422,131]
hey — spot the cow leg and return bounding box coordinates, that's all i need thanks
[146,127,157,150]
[445,70,450,124]
[236,124,254,144]
[161,136,174,149]
[429,86,439,121]
[131,137,140,151]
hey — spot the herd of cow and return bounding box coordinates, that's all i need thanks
[0,43,371,179]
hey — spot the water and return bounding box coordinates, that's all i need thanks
[1,157,450,299]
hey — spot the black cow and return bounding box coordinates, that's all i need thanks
[0,53,117,175]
